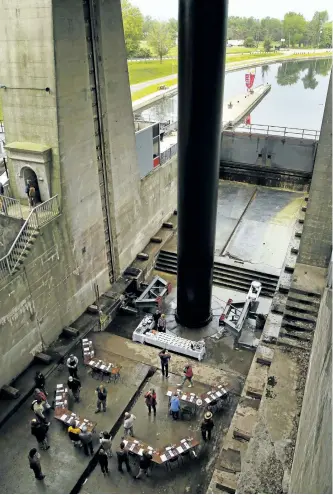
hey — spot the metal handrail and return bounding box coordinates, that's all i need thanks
[0,195,60,280]
[228,122,320,140]
[0,195,23,219]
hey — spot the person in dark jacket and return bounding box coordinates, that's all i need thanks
[201,411,215,441]
[66,354,79,378]
[134,450,152,479]
[144,388,157,416]
[95,384,107,413]
[67,376,81,402]
[158,349,171,378]
[31,419,49,450]
[79,425,94,456]
[98,448,109,475]
[28,448,45,480]
[116,442,132,473]
[34,371,46,394]
[153,309,161,330]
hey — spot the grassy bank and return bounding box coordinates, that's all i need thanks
[128,59,178,85]
[132,78,178,102]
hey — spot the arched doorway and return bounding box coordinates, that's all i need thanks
[21,167,41,203]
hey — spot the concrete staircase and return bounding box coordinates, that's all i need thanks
[278,288,321,348]
[155,249,279,297]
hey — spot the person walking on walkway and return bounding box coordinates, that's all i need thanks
[30,419,50,450]
[178,364,193,388]
[158,349,171,378]
[99,431,113,457]
[79,425,94,456]
[201,411,215,441]
[28,448,45,480]
[98,448,109,475]
[144,389,157,416]
[134,450,152,479]
[67,376,81,402]
[95,384,107,413]
[34,371,47,395]
[66,354,79,378]
[123,412,136,437]
[157,314,167,332]
[170,392,180,420]
[28,183,36,208]
[116,442,132,473]
[34,388,51,410]
[32,398,50,426]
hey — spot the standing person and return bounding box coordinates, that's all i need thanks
[32,398,50,426]
[134,450,152,480]
[95,384,107,413]
[30,419,50,450]
[153,309,161,330]
[66,354,79,378]
[28,183,36,208]
[158,349,171,378]
[28,448,45,480]
[157,314,167,332]
[34,388,51,410]
[170,392,180,420]
[67,376,81,402]
[116,442,132,473]
[123,412,136,437]
[25,180,31,201]
[201,411,215,441]
[144,389,157,416]
[98,448,109,475]
[79,425,94,456]
[99,431,113,457]
[178,364,193,388]
[34,371,46,395]
[68,420,82,447]
[0,182,4,195]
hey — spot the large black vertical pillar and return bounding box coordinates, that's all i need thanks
[176,0,228,328]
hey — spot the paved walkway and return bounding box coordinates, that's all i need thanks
[131,73,177,93]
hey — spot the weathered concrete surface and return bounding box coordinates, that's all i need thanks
[92,332,241,390]
[80,369,236,494]
[0,349,150,494]
[298,71,332,268]
[290,289,332,494]
[0,214,23,257]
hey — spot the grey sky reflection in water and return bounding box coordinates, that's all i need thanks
[137,58,332,130]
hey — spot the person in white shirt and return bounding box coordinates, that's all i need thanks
[123,412,136,437]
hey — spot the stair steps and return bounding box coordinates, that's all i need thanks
[155,250,279,298]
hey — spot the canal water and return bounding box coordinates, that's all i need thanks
[137,58,332,131]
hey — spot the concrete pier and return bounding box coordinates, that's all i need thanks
[222,84,271,129]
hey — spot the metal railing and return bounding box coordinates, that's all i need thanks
[160,143,178,165]
[0,195,60,280]
[228,122,320,140]
[0,195,23,219]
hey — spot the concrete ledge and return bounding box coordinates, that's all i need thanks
[207,469,237,494]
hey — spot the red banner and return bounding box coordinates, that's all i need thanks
[245,72,255,89]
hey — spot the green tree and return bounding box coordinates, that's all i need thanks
[314,57,333,76]
[263,38,273,52]
[320,21,332,47]
[121,0,144,57]
[307,11,329,46]
[168,18,178,43]
[147,21,175,63]
[260,17,283,42]
[142,15,154,38]
[283,12,307,47]
[244,36,256,47]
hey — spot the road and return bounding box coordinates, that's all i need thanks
[131,73,177,93]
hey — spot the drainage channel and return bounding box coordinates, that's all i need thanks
[70,365,157,494]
